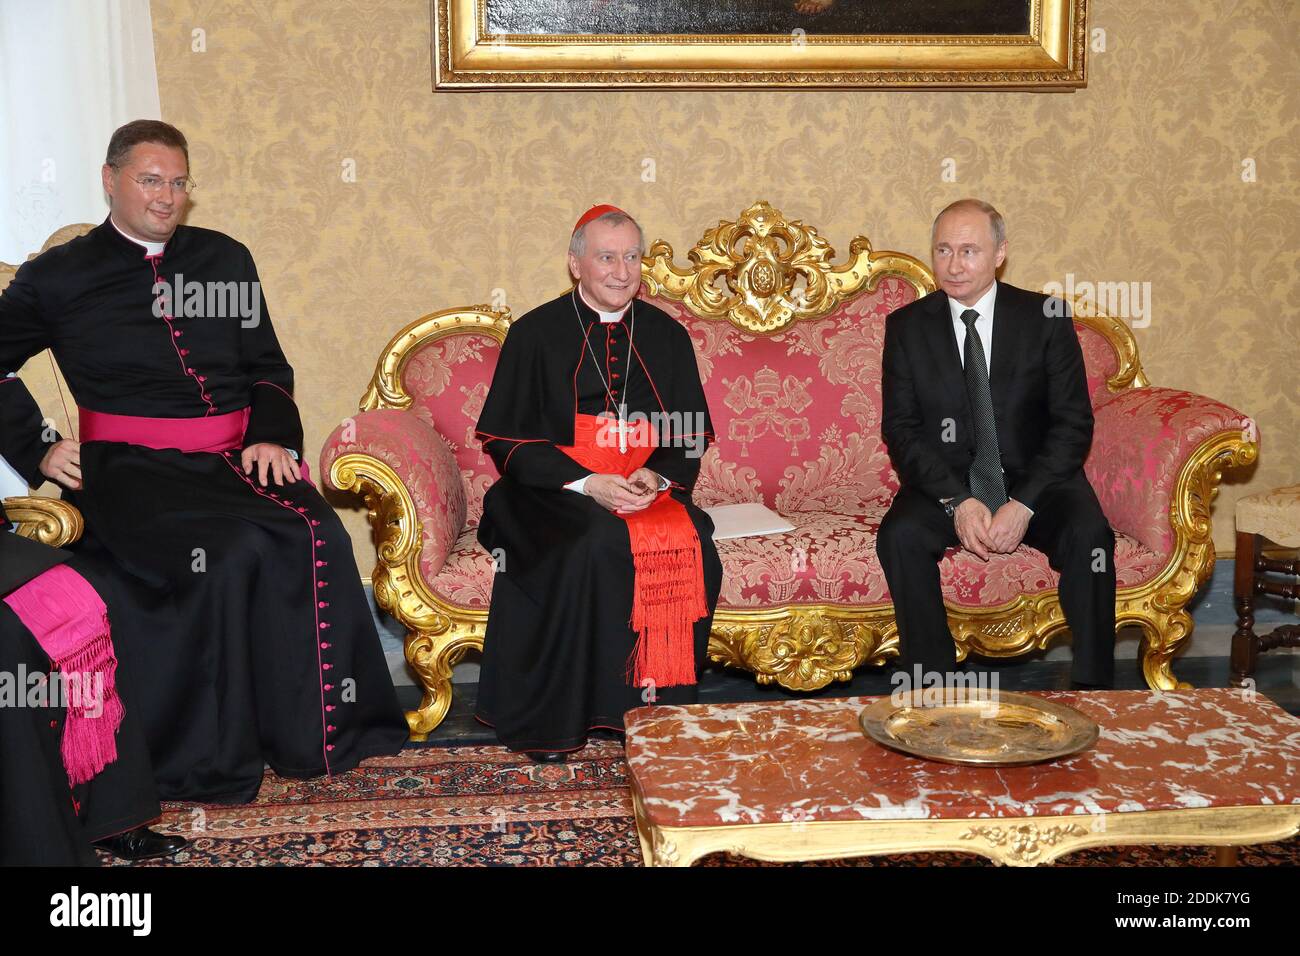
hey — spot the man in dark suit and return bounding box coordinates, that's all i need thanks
[877,199,1115,689]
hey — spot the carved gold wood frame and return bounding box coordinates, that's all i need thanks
[434,0,1087,90]
[331,307,511,738]
[336,200,1254,739]
[629,788,1300,867]
[3,496,83,548]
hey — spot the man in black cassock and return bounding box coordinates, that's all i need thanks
[0,120,407,804]
[474,205,723,761]
[1,406,184,863]
[0,533,188,864]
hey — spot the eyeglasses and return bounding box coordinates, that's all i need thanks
[117,170,197,195]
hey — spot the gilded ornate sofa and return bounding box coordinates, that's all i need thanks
[322,201,1257,738]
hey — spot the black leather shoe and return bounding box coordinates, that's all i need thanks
[93,826,189,861]
[526,751,567,764]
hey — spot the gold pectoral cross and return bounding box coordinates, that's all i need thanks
[617,402,629,455]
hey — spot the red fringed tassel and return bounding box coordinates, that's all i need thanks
[626,513,708,689]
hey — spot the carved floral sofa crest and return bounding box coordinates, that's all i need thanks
[321,201,1257,738]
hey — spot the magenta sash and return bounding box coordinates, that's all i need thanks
[80,406,249,454]
[3,565,124,787]
[78,405,313,482]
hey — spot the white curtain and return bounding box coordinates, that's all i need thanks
[0,0,161,263]
[0,0,160,501]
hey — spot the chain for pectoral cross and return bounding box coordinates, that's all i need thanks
[572,291,637,454]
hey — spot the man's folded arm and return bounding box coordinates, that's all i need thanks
[479,436,592,490]
[0,377,60,488]
[236,246,304,456]
[644,433,708,495]
[1007,307,1094,510]
[642,323,713,495]
[1,262,61,485]
[881,317,970,503]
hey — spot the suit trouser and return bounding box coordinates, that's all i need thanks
[876,476,1117,686]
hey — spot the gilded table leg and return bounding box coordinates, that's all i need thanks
[630,788,690,866]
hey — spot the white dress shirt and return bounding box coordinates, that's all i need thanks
[947,281,996,369]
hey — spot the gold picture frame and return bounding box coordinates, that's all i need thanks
[433,0,1087,90]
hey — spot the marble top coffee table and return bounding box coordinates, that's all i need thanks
[623,689,1300,866]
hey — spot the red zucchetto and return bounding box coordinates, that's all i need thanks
[572,204,628,234]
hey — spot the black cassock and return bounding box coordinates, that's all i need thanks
[474,289,723,753]
[0,522,161,866]
[0,218,407,803]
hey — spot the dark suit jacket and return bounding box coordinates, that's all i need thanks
[881,280,1094,511]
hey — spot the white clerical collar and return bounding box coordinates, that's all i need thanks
[577,285,630,324]
[947,281,998,322]
[110,216,168,256]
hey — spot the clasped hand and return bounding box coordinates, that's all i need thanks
[586,467,662,514]
[954,498,1031,561]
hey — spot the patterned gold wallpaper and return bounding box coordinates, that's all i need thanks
[26,0,1299,574]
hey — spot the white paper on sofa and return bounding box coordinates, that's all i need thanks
[703,502,795,541]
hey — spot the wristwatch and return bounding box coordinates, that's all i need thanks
[942,494,971,518]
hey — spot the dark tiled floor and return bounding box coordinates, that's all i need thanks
[398,653,1300,747]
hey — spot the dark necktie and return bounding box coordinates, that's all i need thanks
[961,308,1008,512]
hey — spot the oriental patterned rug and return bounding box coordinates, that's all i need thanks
[105,742,1300,867]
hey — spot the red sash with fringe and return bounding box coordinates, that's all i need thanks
[556,413,707,689]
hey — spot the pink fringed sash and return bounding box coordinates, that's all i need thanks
[3,565,124,786]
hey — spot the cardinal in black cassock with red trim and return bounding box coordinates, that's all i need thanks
[474,205,723,761]
[0,121,407,804]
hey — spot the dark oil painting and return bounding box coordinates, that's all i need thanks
[485,0,1033,37]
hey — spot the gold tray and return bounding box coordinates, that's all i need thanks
[859,690,1099,767]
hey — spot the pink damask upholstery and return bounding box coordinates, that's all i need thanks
[322,408,466,581]
[1076,324,1121,406]
[713,506,1164,610]
[428,528,495,609]
[403,333,500,529]
[1086,387,1254,558]
[645,278,912,513]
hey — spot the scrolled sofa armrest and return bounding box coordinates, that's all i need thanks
[1085,387,1256,559]
[3,495,84,548]
[321,408,467,579]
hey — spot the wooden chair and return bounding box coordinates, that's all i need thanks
[1231,484,1300,686]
